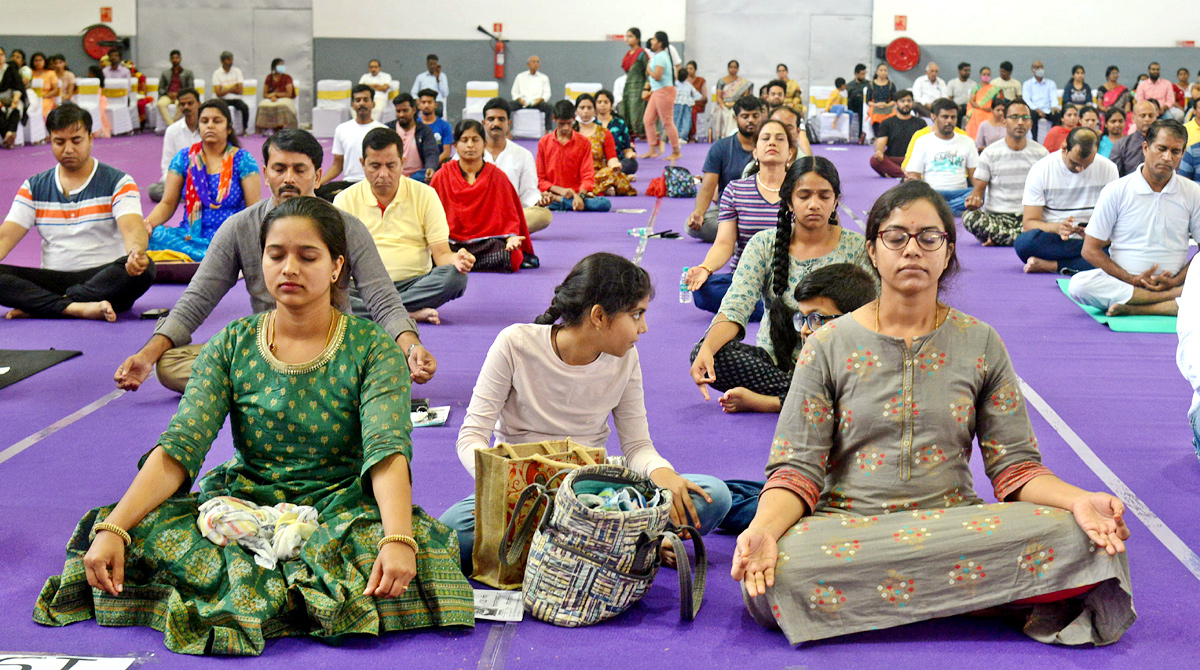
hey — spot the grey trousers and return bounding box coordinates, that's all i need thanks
[687,208,720,244]
[350,264,468,314]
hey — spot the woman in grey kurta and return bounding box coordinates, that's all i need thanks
[732,181,1135,646]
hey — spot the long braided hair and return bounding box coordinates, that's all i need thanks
[767,156,842,373]
[535,252,654,326]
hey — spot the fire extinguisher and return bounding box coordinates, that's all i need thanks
[493,38,505,79]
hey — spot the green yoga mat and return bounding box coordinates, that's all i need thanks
[1056,278,1177,333]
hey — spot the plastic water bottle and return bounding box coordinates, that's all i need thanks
[627,227,651,237]
[679,267,693,303]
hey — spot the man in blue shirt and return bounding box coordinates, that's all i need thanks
[418,89,453,164]
[410,54,449,116]
[686,96,764,242]
[1023,60,1060,142]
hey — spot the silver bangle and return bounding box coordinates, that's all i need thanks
[406,342,420,357]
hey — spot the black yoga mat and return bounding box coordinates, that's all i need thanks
[0,349,82,390]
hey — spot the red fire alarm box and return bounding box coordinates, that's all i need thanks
[894,15,907,31]
[101,6,113,22]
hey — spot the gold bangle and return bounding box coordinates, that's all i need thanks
[697,264,714,274]
[93,522,131,546]
[377,534,419,554]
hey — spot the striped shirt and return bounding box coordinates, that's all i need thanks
[5,161,142,271]
[975,140,1048,215]
[1022,151,1118,227]
[718,176,781,270]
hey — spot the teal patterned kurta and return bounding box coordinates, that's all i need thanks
[34,313,474,655]
[746,311,1135,646]
[714,226,870,365]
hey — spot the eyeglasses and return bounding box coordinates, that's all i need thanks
[878,228,950,251]
[1006,114,1033,121]
[793,311,840,332]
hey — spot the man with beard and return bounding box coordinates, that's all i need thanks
[114,129,435,393]
[1069,120,1199,316]
[390,92,439,183]
[482,97,552,235]
[1137,62,1184,121]
[904,98,979,214]
[686,95,763,243]
[962,98,1049,246]
[870,90,924,179]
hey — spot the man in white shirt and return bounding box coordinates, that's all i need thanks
[962,98,1048,246]
[359,59,392,122]
[904,98,978,214]
[1068,120,1200,316]
[211,51,249,135]
[946,62,976,127]
[1014,128,1119,274]
[148,88,200,202]
[911,62,948,117]
[410,54,449,116]
[482,97,552,233]
[316,84,384,201]
[511,55,553,131]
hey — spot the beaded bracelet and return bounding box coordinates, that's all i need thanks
[93,522,131,546]
[377,534,420,554]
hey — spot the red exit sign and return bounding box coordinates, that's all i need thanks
[894,15,907,31]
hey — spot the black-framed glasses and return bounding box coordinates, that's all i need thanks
[793,311,839,332]
[1006,114,1033,121]
[878,228,950,251]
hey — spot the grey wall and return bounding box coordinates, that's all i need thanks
[314,38,684,122]
[0,35,137,77]
[883,45,1200,95]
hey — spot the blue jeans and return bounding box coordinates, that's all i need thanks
[673,104,693,142]
[1190,405,1200,462]
[937,187,973,215]
[693,272,764,322]
[718,479,766,533]
[547,196,612,212]
[1013,229,1094,274]
[439,474,732,575]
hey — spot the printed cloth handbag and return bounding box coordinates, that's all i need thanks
[503,464,706,627]
[664,166,697,198]
[472,441,604,589]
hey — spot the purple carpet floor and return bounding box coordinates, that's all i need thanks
[0,133,1197,668]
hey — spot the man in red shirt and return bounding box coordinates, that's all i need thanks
[536,100,611,212]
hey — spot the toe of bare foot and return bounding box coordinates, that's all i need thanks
[666,152,682,160]
[1023,258,1055,274]
[1106,303,1130,316]
[411,308,441,325]
[5,308,29,319]
[101,301,117,322]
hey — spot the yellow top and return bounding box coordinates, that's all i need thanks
[1186,118,1200,147]
[333,178,448,282]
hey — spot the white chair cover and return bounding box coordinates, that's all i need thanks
[73,78,105,132]
[564,82,602,101]
[512,108,545,139]
[461,80,499,122]
[312,80,352,138]
[613,75,626,106]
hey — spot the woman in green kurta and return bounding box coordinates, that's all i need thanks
[732,181,1135,646]
[619,28,649,138]
[34,197,474,655]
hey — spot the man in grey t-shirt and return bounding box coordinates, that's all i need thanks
[115,130,437,393]
[962,98,1048,246]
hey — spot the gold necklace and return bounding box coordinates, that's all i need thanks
[268,307,338,353]
[875,299,947,333]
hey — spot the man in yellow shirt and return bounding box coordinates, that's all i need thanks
[333,127,473,324]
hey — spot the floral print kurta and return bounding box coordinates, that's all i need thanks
[586,125,636,196]
[745,311,1135,646]
[34,313,474,655]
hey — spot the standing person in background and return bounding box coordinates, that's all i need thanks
[211,51,249,136]
[156,50,193,125]
[713,60,753,138]
[866,63,897,135]
[946,62,975,127]
[619,28,649,139]
[776,64,805,117]
[687,61,707,142]
[410,54,448,117]
[255,58,297,134]
[673,66,704,143]
[845,64,869,143]
[360,59,392,123]
[511,56,553,132]
[640,31,681,161]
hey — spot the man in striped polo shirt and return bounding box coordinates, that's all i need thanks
[0,103,154,320]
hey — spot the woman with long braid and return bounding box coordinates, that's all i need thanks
[689,157,872,414]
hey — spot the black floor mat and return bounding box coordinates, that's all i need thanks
[0,349,82,390]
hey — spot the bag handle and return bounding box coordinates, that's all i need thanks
[499,443,599,467]
[661,527,707,621]
[499,483,551,568]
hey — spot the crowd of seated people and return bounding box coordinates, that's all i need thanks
[16,38,1200,659]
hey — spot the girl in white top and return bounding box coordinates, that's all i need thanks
[440,252,731,573]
